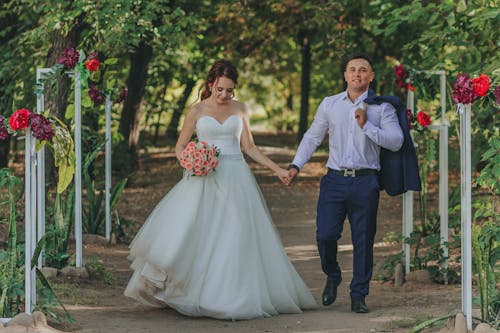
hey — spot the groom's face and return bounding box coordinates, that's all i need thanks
[344,58,375,93]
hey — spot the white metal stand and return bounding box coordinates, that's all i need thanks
[402,91,415,274]
[402,70,449,274]
[105,95,112,240]
[72,72,83,268]
[24,66,113,312]
[459,103,473,330]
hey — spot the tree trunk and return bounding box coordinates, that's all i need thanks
[298,31,311,141]
[44,25,84,187]
[116,41,153,175]
[166,78,196,141]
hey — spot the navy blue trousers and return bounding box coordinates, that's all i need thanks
[316,172,379,297]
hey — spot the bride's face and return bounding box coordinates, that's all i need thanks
[211,76,235,104]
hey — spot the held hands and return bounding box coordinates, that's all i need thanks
[276,168,291,185]
[354,103,368,128]
[277,167,298,186]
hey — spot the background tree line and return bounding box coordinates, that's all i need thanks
[0,0,498,178]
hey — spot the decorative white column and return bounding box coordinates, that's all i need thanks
[438,71,449,276]
[459,103,472,330]
[35,68,51,268]
[105,95,112,240]
[402,90,415,274]
[73,72,83,268]
[24,130,35,314]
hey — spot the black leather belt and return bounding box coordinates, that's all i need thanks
[327,168,378,177]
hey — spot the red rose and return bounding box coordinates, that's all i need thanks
[472,74,490,97]
[407,84,415,92]
[85,58,100,71]
[416,111,430,127]
[9,109,31,130]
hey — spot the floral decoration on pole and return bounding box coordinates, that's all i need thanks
[394,63,415,93]
[453,73,497,112]
[37,47,126,109]
[1,108,74,193]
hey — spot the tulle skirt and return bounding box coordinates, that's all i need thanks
[124,154,317,320]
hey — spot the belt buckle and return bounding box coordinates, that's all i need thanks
[343,169,355,177]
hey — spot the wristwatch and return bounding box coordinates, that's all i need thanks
[287,164,300,173]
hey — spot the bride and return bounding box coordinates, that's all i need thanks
[124,60,317,320]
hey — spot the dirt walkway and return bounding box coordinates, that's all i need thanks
[53,142,461,333]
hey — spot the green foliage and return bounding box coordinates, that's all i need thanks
[85,256,117,285]
[375,252,403,282]
[44,188,75,269]
[472,222,500,328]
[477,136,500,196]
[0,168,23,317]
[0,168,69,320]
[82,142,128,235]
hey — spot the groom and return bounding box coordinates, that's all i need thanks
[286,54,403,313]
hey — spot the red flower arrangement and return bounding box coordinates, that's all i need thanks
[57,48,80,69]
[1,109,54,141]
[89,85,105,106]
[416,111,431,127]
[9,108,30,130]
[472,74,490,97]
[394,64,414,92]
[85,58,100,72]
[406,108,431,132]
[453,73,493,105]
[180,141,219,177]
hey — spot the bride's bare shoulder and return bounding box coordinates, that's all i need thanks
[232,100,248,117]
[186,103,205,119]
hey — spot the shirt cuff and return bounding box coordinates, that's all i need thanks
[362,120,376,133]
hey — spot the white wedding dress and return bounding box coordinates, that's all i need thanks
[124,114,317,320]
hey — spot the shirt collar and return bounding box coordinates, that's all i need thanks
[342,90,369,105]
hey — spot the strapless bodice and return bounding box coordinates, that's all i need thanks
[196,115,243,155]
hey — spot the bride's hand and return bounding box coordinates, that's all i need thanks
[276,168,290,185]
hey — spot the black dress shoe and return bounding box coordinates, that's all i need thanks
[351,296,369,313]
[322,278,338,306]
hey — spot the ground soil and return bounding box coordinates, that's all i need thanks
[45,133,462,333]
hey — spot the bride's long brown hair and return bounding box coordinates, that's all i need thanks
[200,60,238,100]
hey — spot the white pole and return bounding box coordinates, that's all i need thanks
[35,68,50,267]
[24,131,33,314]
[402,90,415,273]
[438,72,449,278]
[74,72,83,267]
[30,135,37,307]
[105,95,112,240]
[460,103,473,330]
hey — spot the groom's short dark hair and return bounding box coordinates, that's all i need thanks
[344,53,374,71]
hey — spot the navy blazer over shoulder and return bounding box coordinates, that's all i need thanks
[364,90,421,196]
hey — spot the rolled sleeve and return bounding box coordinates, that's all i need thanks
[362,103,403,152]
[292,99,329,168]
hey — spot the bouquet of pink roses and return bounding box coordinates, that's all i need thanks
[180,141,220,177]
